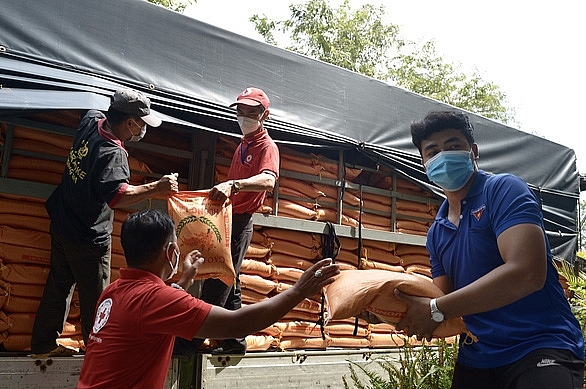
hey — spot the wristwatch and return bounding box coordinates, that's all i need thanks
[231,180,242,194]
[430,298,446,323]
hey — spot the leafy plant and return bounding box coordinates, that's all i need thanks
[555,255,586,343]
[342,336,457,389]
[554,255,586,384]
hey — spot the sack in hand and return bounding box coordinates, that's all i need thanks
[168,191,235,286]
[323,269,475,340]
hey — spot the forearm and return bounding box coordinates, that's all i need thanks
[114,173,178,208]
[175,274,194,291]
[113,181,160,208]
[195,259,338,339]
[231,172,275,193]
[196,286,305,338]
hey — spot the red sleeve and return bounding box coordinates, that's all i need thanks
[258,141,280,179]
[108,183,129,208]
[140,288,213,340]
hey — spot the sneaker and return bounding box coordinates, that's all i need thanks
[31,345,77,358]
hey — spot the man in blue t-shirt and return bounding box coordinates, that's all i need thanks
[31,89,180,358]
[394,110,584,388]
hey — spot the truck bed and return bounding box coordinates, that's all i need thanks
[0,348,401,388]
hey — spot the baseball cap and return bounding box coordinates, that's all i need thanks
[229,87,270,110]
[109,88,162,127]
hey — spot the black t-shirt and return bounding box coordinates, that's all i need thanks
[46,110,130,245]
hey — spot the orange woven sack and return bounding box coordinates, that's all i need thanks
[323,269,475,340]
[245,334,275,351]
[278,336,330,350]
[2,312,36,334]
[2,334,32,351]
[168,191,235,286]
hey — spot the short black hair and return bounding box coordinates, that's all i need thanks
[121,209,175,267]
[410,111,475,154]
[105,108,137,126]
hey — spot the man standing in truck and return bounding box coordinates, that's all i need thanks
[31,89,179,358]
[192,87,280,355]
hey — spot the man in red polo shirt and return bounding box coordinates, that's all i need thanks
[191,87,280,355]
[77,209,338,388]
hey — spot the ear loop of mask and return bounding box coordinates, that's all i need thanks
[167,242,180,279]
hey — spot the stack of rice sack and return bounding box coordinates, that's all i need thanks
[214,136,439,236]
[240,227,371,351]
[350,167,439,236]
[212,136,445,350]
[0,194,83,352]
[0,123,154,187]
[275,145,363,224]
[237,225,453,350]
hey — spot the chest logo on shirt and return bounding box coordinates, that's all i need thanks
[471,204,486,221]
[92,297,112,334]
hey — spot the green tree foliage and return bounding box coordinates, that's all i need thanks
[146,0,194,13]
[251,0,514,124]
[389,41,514,124]
[251,0,400,79]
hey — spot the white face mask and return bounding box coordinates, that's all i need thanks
[237,115,260,135]
[166,243,180,280]
[128,120,147,142]
[129,126,146,142]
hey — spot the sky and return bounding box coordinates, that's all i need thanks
[184,0,586,175]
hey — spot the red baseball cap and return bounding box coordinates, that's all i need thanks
[229,87,270,109]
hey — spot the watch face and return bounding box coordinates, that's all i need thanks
[432,311,444,322]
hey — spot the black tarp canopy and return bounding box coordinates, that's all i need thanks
[0,0,579,259]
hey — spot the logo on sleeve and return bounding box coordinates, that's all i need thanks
[471,205,486,221]
[92,298,112,334]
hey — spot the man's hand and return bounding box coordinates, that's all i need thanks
[176,250,204,290]
[292,258,340,299]
[394,289,439,341]
[356,311,384,324]
[208,181,232,202]
[157,173,179,194]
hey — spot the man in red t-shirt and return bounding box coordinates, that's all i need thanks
[190,87,280,355]
[77,209,337,388]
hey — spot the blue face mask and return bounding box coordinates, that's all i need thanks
[424,150,474,191]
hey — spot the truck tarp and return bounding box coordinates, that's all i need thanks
[0,0,579,259]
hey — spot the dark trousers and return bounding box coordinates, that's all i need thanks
[30,226,110,353]
[451,348,584,389]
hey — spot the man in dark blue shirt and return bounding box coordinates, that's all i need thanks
[395,110,584,389]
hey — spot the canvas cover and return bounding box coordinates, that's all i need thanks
[0,0,579,259]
